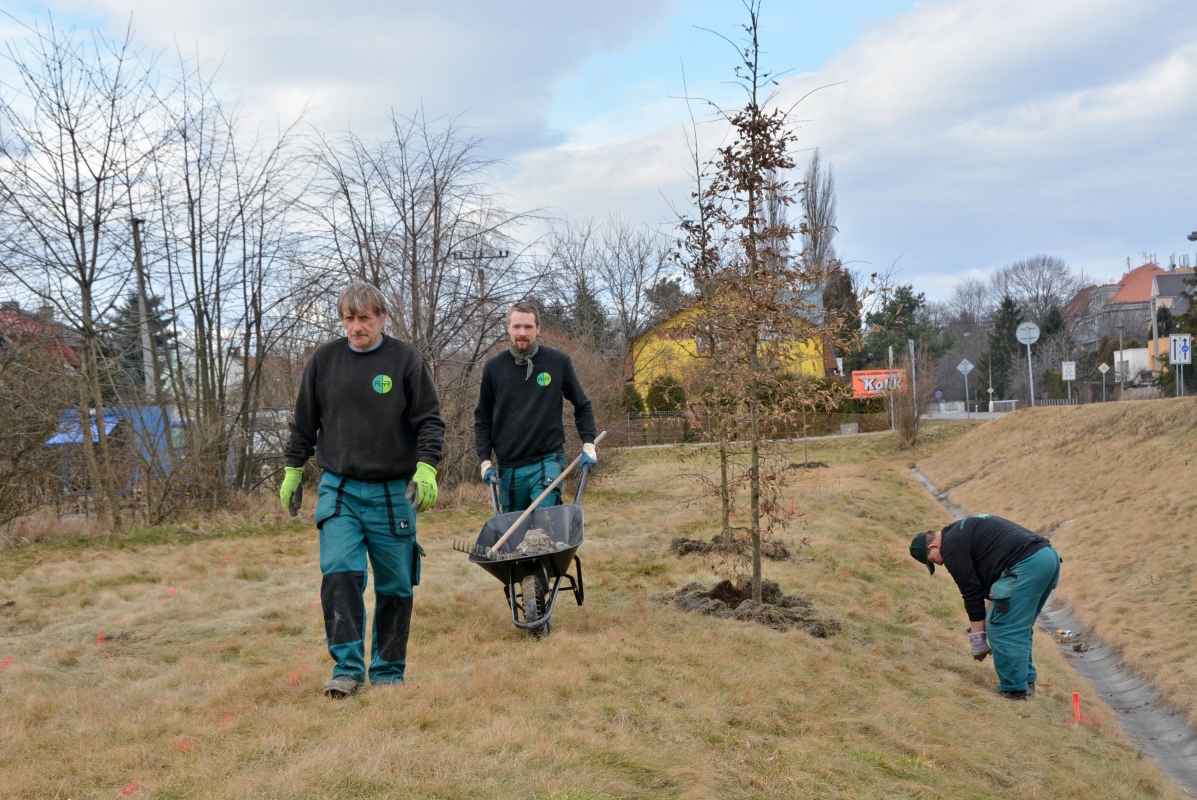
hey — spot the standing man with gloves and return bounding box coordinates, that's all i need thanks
[909,514,1061,700]
[475,301,597,512]
[281,282,445,698]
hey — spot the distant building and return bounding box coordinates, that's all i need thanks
[625,295,835,400]
[1066,263,1194,351]
[0,301,80,368]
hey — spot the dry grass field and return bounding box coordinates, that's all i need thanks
[0,426,1182,799]
[918,399,1197,728]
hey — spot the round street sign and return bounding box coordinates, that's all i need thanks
[935,391,942,398]
[1099,362,1110,374]
[1016,322,1041,345]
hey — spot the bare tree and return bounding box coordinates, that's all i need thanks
[0,20,164,528]
[949,277,992,325]
[991,255,1080,323]
[801,149,836,271]
[597,215,670,364]
[307,112,542,482]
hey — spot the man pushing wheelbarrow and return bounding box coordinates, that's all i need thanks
[474,300,598,511]
[471,300,598,635]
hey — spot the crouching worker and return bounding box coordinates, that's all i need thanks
[909,514,1061,700]
[281,282,445,698]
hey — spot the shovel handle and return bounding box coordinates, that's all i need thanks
[487,431,605,556]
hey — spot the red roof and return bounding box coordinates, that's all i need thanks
[1108,264,1193,305]
[0,310,81,369]
[1064,285,1096,319]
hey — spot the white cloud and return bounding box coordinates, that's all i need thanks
[13,0,1197,297]
[44,0,673,150]
[504,0,1197,294]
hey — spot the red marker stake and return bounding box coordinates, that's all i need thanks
[1073,692,1081,726]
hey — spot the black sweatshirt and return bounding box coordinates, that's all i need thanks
[940,514,1052,621]
[474,345,597,467]
[285,336,445,481]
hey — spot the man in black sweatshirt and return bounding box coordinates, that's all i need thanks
[474,301,597,512]
[909,514,1061,700]
[282,282,445,698]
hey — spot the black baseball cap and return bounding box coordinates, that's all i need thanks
[909,531,935,575]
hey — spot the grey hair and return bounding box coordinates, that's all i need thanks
[337,282,387,319]
[507,300,540,326]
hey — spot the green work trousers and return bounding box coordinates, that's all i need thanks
[315,471,423,685]
[498,452,565,513]
[986,545,1061,693]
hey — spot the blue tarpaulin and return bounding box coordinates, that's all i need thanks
[46,407,173,477]
[45,411,119,445]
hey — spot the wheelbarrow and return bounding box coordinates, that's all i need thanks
[467,466,590,638]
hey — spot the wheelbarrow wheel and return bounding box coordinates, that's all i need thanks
[520,574,550,638]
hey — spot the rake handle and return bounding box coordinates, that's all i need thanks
[487,431,606,557]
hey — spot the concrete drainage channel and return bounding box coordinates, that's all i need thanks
[910,468,1197,795]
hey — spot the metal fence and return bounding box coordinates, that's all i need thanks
[612,411,893,448]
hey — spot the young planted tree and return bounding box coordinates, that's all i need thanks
[679,1,846,602]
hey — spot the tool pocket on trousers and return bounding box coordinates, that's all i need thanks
[412,541,425,586]
[314,475,347,530]
[314,491,338,530]
[989,598,1011,625]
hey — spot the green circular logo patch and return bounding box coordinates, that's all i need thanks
[372,375,393,394]
[536,372,552,387]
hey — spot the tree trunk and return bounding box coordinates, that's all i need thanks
[719,441,731,541]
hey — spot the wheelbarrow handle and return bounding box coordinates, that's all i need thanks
[486,430,606,556]
[488,476,501,517]
[573,465,591,505]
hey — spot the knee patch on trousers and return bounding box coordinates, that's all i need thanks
[374,593,413,663]
[322,571,366,645]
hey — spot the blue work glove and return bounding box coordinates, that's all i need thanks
[411,462,438,512]
[580,442,597,469]
[279,466,304,515]
[969,631,990,662]
[480,460,497,484]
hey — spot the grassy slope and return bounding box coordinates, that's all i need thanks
[0,428,1180,799]
[918,399,1197,727]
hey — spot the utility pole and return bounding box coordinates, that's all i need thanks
[907,338,917,422]
[1151,296,1161,376]
[1116,315,1125,396]
[132,218,155,398]
[887,345,895,432]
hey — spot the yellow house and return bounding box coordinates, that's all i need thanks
[626,304,832,399]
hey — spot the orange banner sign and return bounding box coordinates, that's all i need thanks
[852,369,907,398]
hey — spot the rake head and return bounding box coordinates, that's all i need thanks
[453,539,493,559]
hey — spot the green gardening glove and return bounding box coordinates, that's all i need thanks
[411,462,438,512]
[279,466,304,514]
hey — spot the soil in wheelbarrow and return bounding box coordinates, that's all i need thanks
[493,529,570,560]
[655,577,840,638]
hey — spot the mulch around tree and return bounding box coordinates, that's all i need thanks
[655,577,840,637]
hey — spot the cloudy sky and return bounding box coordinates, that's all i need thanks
[6,0,1197,297]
